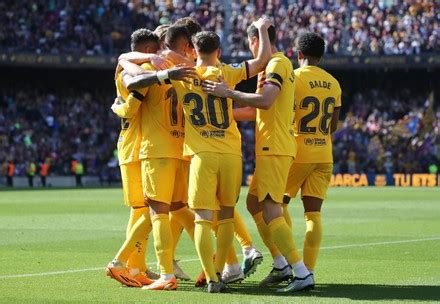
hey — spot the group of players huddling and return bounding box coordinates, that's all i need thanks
[105,15,341,294]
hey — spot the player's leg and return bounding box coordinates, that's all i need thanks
[107,162,152,287]
[248,170,291,286]
[188,153,220,292]
[169,160,194,281]
[141,158,178,291]
[233,210,263,279]
[300,163,332,275]
[255,156,313,293]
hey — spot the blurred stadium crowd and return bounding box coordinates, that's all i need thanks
[0,0,438,56]
[0,0,439,181]
[1,84,438,179]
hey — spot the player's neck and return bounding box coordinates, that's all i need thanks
[196,57,217,67]
[270,45,278,54]
[300,58,319,68]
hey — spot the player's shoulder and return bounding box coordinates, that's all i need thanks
[140,62,156,71]
[267,52,292,72]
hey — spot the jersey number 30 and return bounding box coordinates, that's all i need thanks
[183,93,230,129]
[298,96,335,135]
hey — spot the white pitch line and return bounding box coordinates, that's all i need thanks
[0,237,439,280]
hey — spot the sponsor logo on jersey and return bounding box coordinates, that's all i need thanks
[304,138,327,146]
[199,130,225,138]
[230,63,243,68]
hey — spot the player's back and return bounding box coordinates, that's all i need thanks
[255,52,296,157]
[139,62,184,160]
[115,71,142,165]
[293,65,342,163]
[172,62,249,157]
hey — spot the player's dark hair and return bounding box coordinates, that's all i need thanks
[165,25,191,50]
[247,24,276,44]
[192,31,220,54]
[174,17,202,37]
[297,32,325,59]
[130,28,159,51]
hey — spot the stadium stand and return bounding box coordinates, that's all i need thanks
[0,0,439,183]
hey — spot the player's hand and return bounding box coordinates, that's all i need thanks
[168,65,197,83]
[254,16,273,30]
[150,54,172,70]
[202,76,231,98]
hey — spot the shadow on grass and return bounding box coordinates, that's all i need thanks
[177,281,440,301]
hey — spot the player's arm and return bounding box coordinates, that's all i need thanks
[111,94,143,119]
[202,77,280,110]
[123,64,197,91]
[245,17,272,77]
[160,49,195,67]
[233,107,256,121]
[330,107,341,133]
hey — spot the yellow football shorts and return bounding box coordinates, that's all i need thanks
[142,158,189,204]
[188,152,242,211]
[120,161,145,207]
[285,163,333,200]
[248,155,294,204]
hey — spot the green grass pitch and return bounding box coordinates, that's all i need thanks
[0,187,439,303]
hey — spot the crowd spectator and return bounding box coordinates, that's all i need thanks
[229,0,347,57]
[0,0,224,55]
[0,0,438,56]
[347,0,439,55]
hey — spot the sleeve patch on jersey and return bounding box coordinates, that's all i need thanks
[263,80,281,90]
[266,73,283,85]
[130,90,145,101]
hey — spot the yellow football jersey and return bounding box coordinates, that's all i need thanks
[113,71,144,165]
[171,62,249,156]
[293,65,342,163]
[255,52,296,157]
[139,62,185,160]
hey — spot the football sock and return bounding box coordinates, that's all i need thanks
[303,211,322,271]
[292,260,310,278]
[273,255,289,269]
[115,209,151,266]
[170,207,195,240]
[126,207,144,238]
[126,207,151,272]
[169,214,183,260]
[234,210,253,249]
[225,242,239,265]
[283,204,292,230]
[151,214,174,275]
[268,216,302,265]
[214,218,235,274]
[252,212,281,258]
[194,219,218,283]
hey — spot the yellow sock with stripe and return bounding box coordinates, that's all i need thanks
[252,212,281,258]
[194,219,217,282]
[127,207,151,272]
[303,212,322,271]
[151,214,174,275]
[268,216,302,264]
[214,218,235,274]
[115,208,152,266]
[170,207,195,241]
[234,210,253,249]
[283,204,292,230]
[169,214,183,260]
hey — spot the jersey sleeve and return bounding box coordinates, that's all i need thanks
[111,93,143,119]
[222,62,249,87]
[263,58,286,90]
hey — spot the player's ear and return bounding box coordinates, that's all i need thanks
[298,51,303,61]
[217,48,221,59]
[192,47,197,59]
